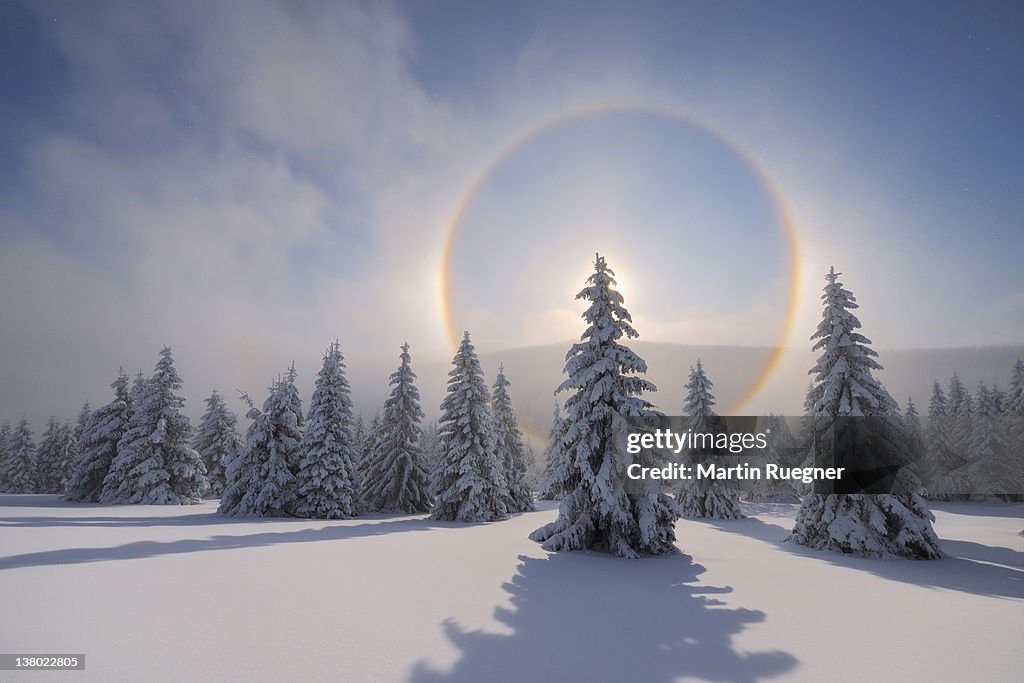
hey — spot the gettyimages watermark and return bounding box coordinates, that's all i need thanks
[610,414,1024,497]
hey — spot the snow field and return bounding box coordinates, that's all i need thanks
[0,496,1020,682]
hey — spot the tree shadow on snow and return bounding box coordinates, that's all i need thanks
[0,494,116,509]
[929,502,1024,519]
[0,516,451,571]
[703,516,1024,599]
[409,552,798,683]
[0,512,264,528]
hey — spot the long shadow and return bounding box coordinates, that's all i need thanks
[0,494,113,509]
[409,552,798,683]
[940,539,1024,569]
[0,516,454,571]
[0,510,431,528]
[704,516,1024,599]
[0,513,275,528]
[929,502,1024,519]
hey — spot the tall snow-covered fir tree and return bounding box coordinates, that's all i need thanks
[0,422,11,491]
[947,373,973,416]
[966,382,1018,499]
[65,371,131,502]
[352,413,367,464]
[891,396,925,496]
[529,254,678,558]
[1007,360,1024,501]
[355,412,381,511]
[923,379,962,498]
[129,370,147,409]
[991,384,1007,414]
[490,365,536,513]
[194,389,242,498]
[293,342,360,519]
[101,347,208,504]
[792,379,823,495]
[361,343,432,513]
[538,403,573,500]
[946,373,974,468]
[673,359,744,519]
[788,267,941,559]
[2,417,36,493]
[36,417,76,494]
[523,440,541,491]
[432,332,508,522]
[1007,359,1024,416]
[420,420,442,487]
[74,402,92,443]
[219,367,304,517]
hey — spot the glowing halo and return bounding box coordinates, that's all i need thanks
[439,103,801,416]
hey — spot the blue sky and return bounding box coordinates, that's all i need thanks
[1,0,1023,423]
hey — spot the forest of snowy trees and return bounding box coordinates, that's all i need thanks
[0,336,535,524]
[0,256,1021,559]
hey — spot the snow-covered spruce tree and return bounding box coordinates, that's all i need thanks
[790,380,823,495]
[491,365,536,513]
[947,372,974,459]
[65,371,131,502]
[529,254,678,558]
[965,382,1018,499]
[352,414,367,462]
[219,368,304,517]
[194,389,242,498]
[788,267,941,559]
[74,402,91,442]
[1007,359,1024,416]
[1007,360,1024,501]
[432,332,508,522]
[746,414,801,503]
[523,440,542,491]
[923,380,961,498]
[991,385,1007,414]
[36,417,76,494]
[891,396,925,496]
[0,422,11,491]
[674,359,744,519]
[129,370,147,408]
[420,420,442,487]
[66,402,90,481]
[2,418,37,493]
[947,373,973,416]
[354,412,381,511]
[101,347,208,504]
[361,343,432,514]
[538,403,573,500]
[293,342,360,519]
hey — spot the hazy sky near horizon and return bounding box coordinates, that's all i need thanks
[2,0,1023,425]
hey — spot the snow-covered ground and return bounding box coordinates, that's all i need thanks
[0,495,1020,682]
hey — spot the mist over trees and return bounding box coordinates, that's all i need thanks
[1,255,1020,566]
